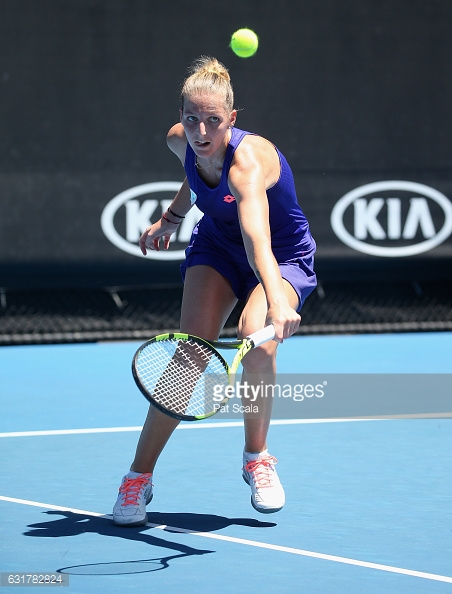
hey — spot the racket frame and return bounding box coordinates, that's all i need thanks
[132,326,275,421]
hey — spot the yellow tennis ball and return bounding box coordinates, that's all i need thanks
[230,28,259,58]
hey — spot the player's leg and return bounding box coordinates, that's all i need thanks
[179,265,238,338]
[131,265,238,473]
[113,265,237,525]
[238,279,299,452]
[238,279,299,513]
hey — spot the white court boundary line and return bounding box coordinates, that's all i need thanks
[0,419,371,439]
[0,495,451,584]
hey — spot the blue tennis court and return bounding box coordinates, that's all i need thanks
[1,332,451,593]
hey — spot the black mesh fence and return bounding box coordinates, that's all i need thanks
[1,281,451,346]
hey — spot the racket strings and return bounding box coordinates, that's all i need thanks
[135,338,229,418]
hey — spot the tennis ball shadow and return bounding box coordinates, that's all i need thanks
[24,510,276,575]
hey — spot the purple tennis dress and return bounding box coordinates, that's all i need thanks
[180,127,317,311]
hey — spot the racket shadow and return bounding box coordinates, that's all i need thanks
[23,510,276,576]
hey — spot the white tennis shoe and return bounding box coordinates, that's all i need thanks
[113,471,153,526]
[242,451,285,513]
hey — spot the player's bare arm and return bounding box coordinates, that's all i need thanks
[228,138,301,340]
[138,125,192,255]
[139,176,192,254]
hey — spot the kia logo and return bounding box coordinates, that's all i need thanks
[331,181,452,257]
[101,182,202,259]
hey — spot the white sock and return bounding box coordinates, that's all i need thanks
[244,449,268,461]
[126,470,150,478]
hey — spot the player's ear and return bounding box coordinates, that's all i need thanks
[229,110,237,128]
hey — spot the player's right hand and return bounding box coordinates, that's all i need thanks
[139,219,177,255]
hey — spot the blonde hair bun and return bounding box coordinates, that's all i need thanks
[181,56,234,112]
[189,56,231,82]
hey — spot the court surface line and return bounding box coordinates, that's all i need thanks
[1,495,451,585]
[0,419,370,438]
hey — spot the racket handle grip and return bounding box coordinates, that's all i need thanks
[247,325,276,347]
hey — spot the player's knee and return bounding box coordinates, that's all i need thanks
[241,342,276,373]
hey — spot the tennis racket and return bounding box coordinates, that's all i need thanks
[132,325,275,422]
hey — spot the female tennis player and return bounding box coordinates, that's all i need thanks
[113,56,317,525]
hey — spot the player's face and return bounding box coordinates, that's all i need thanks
[180,93,236,159]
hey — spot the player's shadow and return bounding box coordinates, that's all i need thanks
[24,510,276,575]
